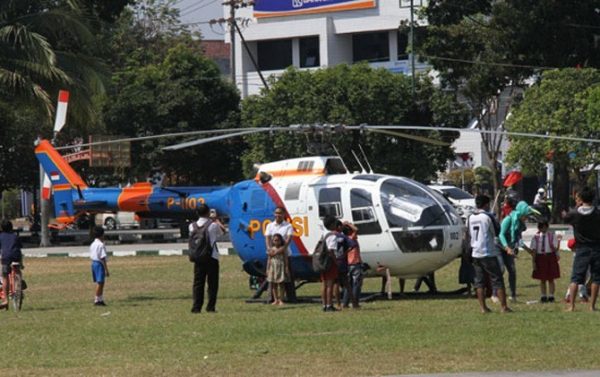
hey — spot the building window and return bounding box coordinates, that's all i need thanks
[352,32,390,63]
[257,39,292,71]
[300,36,320,68]
[398,30,409,60]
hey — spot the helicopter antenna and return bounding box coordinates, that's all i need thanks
[330,143,350,174]
[358,144,373,173]
[351,150,367,173]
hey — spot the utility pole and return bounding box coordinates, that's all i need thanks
[410,0,415,97]
[212,1,269,91]
[228,0,236,84]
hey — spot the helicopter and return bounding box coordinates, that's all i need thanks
[35,124,600,282]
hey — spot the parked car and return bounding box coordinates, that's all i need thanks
[428,185,476,221]
[96,212,139,230]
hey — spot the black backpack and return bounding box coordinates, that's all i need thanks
[188,221,213,263]
[312,232,334,273]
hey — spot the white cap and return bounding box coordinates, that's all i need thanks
[538,188,545,193]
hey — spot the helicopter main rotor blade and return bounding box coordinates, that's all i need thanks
[365,129,449,146]
[366,125,600,144]
[55,128,263,151]
[162,129,268,151]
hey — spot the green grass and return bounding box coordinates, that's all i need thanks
[1,252,597,376]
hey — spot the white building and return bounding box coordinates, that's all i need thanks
[227,0,429,97]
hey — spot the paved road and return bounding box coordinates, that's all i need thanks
[392,372,599,377]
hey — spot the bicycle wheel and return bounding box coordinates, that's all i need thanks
[11,273,22,312]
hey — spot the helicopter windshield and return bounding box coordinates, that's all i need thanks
[380,178,453,228]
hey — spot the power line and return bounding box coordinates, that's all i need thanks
[180,0,206,13]
[181,0,221,17]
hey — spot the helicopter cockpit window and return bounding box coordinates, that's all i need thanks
[350,188,382,234]
[285,182,302,200]
[428,189,461,225]
[319,187,342,218]
[380,179,450,228]
[324,158,346,175]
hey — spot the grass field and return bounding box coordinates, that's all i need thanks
[1,252,598,377]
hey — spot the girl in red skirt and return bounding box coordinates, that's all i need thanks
[529,221,562,302]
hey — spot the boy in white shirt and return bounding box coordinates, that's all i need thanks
[90,226,109,306]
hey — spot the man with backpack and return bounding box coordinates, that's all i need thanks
[189,204,226,313]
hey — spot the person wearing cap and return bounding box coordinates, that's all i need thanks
[533,188,546,206]
[498,201,534,302]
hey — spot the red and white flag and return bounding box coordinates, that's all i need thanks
[53,90,69,133]
[42,174,52,200]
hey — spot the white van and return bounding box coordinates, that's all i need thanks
[428,185,476,220]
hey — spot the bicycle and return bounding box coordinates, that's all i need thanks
[0,262,24,312]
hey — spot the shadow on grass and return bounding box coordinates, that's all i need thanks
[123,294,189,302]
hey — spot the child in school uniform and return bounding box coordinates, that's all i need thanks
[90,226,110,306]
[529,221,561,303]
[266,233,289,306]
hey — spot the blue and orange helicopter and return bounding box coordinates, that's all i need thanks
[35,124,468,282]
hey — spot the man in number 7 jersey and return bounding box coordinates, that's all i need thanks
[467,195,512,313]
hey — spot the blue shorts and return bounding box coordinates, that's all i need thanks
[91,261,106,283]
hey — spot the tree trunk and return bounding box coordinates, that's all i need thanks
[552,158,570,222]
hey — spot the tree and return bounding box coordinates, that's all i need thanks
[505,68,600,217]
[0,0,115,124]
[103,43,241,184]
[420,0,600,212]
[240,64,468,180]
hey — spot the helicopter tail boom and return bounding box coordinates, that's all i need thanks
[35,140,88,222]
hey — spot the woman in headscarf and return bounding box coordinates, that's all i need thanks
[498,201,534,302]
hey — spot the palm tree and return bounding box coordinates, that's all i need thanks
[0,0,107,120]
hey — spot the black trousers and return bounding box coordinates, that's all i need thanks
[192,258,219,312]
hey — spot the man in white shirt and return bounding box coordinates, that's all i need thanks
[189,205,225,313]
[467,194,511,314]
[265,207,296,302]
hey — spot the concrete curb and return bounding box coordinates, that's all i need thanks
[24,247,237,258]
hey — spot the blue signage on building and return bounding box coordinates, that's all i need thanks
[254,0,376,18]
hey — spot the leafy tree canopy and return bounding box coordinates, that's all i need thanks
[505,68,600,181]
[102,43,241,185]
[240,64,469,181]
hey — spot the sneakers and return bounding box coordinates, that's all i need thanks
[94,301,107,306]
[548,296,555,303]
[541,296,548,303]
[509,296,517,303]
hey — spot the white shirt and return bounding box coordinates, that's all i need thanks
[189,218,224,260]
[530,231,558,255]
[468,210,499,258]
[265,221,294,256]
[89,238,107,261]
[325,232,338,251]
[533,193,545,206]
